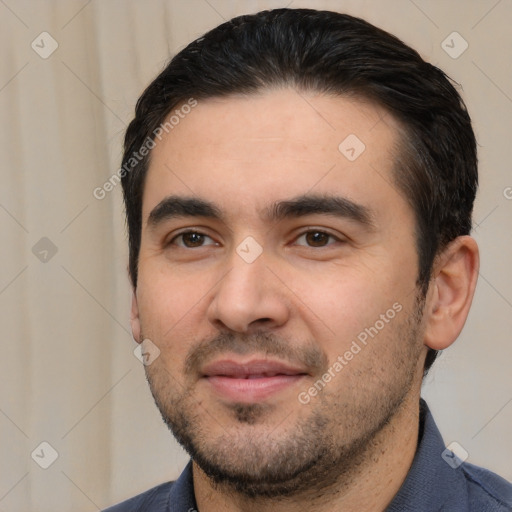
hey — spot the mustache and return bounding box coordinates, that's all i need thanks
[184,331,328,376]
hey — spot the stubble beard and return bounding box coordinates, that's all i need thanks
[143,296,425,499]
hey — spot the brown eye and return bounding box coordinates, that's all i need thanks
[171,231,216,248]
[182,232,205,247]
[305,231,330,247]
[295,230,337,248]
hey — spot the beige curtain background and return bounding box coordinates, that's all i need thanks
[1,0,511,510]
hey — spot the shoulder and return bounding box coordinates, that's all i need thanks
[103,460,196,511]
[461,462,512,511]
[387,400,512,511]
[102,481,174,512]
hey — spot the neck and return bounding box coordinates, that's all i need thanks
[193,392,421,512]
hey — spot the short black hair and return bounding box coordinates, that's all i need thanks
[121,8,478,374]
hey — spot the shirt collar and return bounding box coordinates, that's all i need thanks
[167,459,196,511]
[386,399,469,511]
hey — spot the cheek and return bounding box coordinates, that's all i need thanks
[136,269,210,361]
[138,252,209,319]
[287,261,412,355]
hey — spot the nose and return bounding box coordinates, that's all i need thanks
[207,248,290,333]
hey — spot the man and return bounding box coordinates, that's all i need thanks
[105,8,512,511]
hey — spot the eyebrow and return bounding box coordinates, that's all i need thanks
[264,194,375,228]
[147,196,224,227]
[147,194,375,229]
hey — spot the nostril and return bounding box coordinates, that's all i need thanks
[255,318,272,323]
[248,318,273,328]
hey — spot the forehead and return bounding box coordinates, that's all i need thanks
[142,88,404,223]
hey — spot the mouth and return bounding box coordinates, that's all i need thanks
[200,358,309,402]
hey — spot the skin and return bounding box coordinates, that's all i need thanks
[130,89,479,511]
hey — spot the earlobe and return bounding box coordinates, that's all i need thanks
[131,290,142,344]
[423,236,479,351]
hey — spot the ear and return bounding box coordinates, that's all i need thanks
[131,290,142,344]
[423,236,479,350]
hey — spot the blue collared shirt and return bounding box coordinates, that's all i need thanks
[104,400,512,511]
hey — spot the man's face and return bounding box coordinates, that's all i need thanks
[133,89,427,496]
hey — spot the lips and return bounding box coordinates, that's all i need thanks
[201,359,308,402]
[202,359,307,378]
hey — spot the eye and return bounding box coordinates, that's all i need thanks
[170,231,217,248]
[294,230,339,248]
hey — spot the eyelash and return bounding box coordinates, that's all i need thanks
[169,231,218,248]
[168,229,342,249]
